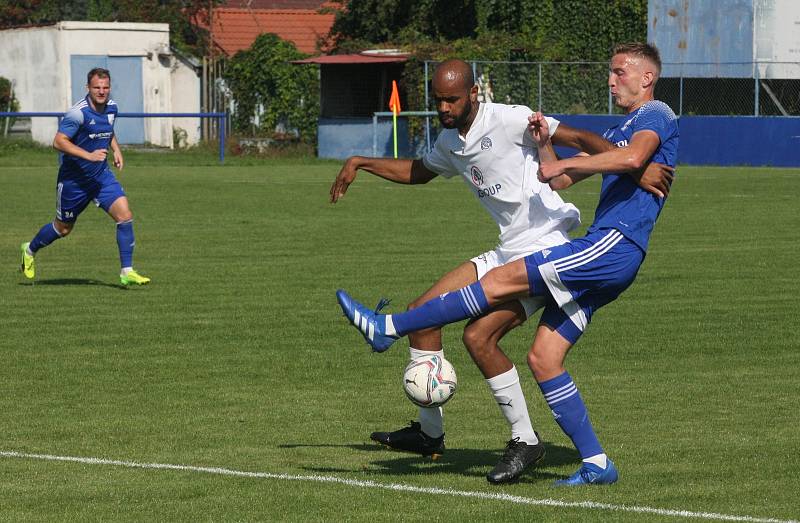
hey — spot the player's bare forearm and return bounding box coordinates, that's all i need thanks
[547,171,595,191]
[349,157,435,184]
[537,139,558,164]
[330,156,436,203]
[110,136,124,170]
[552,123,615,155]
[53,132,107,162]
[553,130,661,176]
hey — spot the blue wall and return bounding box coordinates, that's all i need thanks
[554,114,800,167]
[318,115,800,167]
[318,117,414,159]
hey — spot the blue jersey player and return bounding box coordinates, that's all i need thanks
[336,43,678,486]
[20,67,149,286]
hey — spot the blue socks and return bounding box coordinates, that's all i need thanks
[29,223,62,253]
[391,282,490,336]
[116,220,135,269]
[538,371,604,460]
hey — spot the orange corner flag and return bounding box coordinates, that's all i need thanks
[389,80,401,114]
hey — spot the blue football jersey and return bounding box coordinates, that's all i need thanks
[587,100,679,252]
[58,95,118,179]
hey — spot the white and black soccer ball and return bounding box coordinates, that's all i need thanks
[402,355,457,408]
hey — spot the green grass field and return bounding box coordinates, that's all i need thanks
[1,144,799,521]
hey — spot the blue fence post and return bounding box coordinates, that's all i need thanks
[219,113,226,164]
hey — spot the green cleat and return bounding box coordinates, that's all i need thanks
[20,242,35,279]
[120,269,150,286]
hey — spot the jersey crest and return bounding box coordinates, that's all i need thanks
[470,165,484,186]
[480,136,492,150]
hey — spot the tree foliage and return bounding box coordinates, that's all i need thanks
[328,0,647,61]
[0,0,219,55]
[223,33,318,143]
[328,0,647,138]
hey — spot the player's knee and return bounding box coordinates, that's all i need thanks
[527,347,558,380]
[461,325,490,355]
[54,221,73,236]
[115,210,133,223]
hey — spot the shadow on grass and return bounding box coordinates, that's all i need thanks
[19,278,127,290]
[281,441,581,482]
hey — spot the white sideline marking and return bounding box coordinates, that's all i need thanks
[1,450,796,523]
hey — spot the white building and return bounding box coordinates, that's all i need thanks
[0,21,201,147]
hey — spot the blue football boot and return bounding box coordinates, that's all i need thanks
[554,459,618,486]
[336,289,398,352]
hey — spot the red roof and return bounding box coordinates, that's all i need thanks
[208,7,337,56]
[293,53,409,64]
[222,1,329,7]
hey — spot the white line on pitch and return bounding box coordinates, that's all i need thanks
[1,450,796,523]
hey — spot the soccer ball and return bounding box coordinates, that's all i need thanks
[402,355,457,408]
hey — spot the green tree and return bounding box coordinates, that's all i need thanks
[0,0,219,55]
[224,33,319,143]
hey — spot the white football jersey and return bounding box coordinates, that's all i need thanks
[423,102,580,252]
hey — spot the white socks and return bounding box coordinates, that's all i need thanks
[410,347,444,438]
[583,453,608,468]
[120,267,133,276]
[486,366,539,445]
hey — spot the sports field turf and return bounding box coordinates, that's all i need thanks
[1,145,798,521]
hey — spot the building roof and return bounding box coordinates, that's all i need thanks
[293,53,409,65]
[208,7,337,56]
[222,0,330,7]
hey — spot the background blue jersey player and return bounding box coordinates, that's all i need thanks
[20,67,150,286]
[337,42,679,486]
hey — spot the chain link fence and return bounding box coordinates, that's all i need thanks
[424,61,800,117]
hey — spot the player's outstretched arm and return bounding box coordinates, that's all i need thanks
[543,129,661,179]
[53,132,107,162]
[551,123,671,196]
[330,157,437,203]
[551,123,615,155]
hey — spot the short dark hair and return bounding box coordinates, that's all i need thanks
[87,67,111,85]
[613,42,662,78]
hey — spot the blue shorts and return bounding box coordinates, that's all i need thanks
[56,168,126,223]
[524,228,644,344]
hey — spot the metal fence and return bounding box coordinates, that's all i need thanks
[424,61,800,117]
[0,112,229,162]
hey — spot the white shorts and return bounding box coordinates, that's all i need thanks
[470,229,571,318]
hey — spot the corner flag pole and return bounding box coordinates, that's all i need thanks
[389,80,401,158]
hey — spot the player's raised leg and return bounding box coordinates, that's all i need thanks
[106,194,149,286]
[462,300,546,483]
[337,258,531,352]
[370,261,477,459]
[528,318,617,486]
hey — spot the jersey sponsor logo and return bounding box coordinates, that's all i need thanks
[614,139,628,148]
[108,114,115,125]
[480,136,492,150]
[88,132,113,139]
[470,165,484,186]
[477,183,501,198]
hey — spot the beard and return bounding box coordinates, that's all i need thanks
[439,99,473,129]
